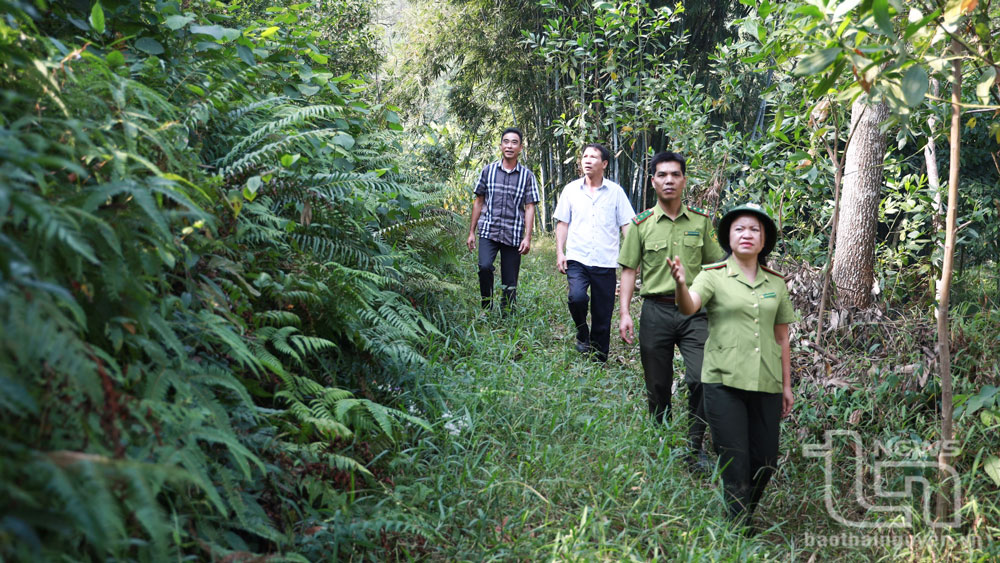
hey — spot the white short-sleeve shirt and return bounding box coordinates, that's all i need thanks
[552,177,636,268]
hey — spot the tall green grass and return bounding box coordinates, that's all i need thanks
[380,236,998,561]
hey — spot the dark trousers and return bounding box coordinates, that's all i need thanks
[566,260,616,362]
[478,237,521,311]
[638,299,708,455]
[703,383,782,522]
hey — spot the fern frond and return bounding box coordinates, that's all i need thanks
[201,317,261,377]
[219,129,342,179]
[190,372,256,409]
[290,334,337,358]
[14,192,99,265]
[253,310,301,327]
[277,393,354,440]
[270,326,302,364]
[220,96,291,126]
[218,105,349,166]
[187,427,265,480]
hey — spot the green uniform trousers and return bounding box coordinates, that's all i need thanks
[703,383,781,522]
[637,298,708,454]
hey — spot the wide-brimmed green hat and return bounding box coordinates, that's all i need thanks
[717,203,778,257]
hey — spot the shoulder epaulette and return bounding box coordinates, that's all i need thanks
[632,208,654,225]
[761,265,786,280]
[703,261,727,271]
[688,206,710,218]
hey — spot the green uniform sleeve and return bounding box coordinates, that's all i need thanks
[689,268,716,305]
[775,281,796,324]
[618,221,641,269]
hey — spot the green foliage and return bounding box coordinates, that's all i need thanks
[0,0,460,559]
[702,0,1000,278]
[527,1,698,157]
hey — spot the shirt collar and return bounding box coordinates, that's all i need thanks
[653,202,689,222]
[571,177,607,191]
[499,161,522,173]
[725,255,769,288]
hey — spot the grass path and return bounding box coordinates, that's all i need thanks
[386,236,798,561]
[385,236,986,561]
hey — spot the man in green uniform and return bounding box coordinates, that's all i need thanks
[618,151,725,470]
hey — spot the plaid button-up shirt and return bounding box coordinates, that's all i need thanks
[474,161,541,247]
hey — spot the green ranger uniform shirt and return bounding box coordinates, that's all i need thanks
[690,256,797,393]
[618,203,725,295]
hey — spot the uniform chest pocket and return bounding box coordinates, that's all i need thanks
[647,239,670,253]
[682,234,703,261]
[683,234,703,248]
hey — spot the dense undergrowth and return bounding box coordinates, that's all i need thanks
[1,1,460,559]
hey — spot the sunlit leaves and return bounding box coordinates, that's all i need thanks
[812,58,847,96]
[245,175,262,200]
[976,67,996,103]
[105,49,124,67]
[904,8,940,40]
[190,24,240,41]
[164,14,194,30]
[901,65,928,107]
[985,456,1000,486]
[794,47,841,76]
[89,1,105,34]
[872,0,894,37]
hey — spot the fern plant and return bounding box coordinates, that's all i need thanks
[1,1,460,560]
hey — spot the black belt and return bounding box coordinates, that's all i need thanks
[646,294,675,304]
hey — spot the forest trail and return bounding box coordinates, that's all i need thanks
[396,235,794,560]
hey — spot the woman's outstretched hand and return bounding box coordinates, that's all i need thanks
[668,256,686,285]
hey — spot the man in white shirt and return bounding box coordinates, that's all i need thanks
[553,143,636,362]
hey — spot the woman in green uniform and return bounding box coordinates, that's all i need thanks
[667,203,795,526]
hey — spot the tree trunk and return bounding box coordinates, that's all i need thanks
[831,98,889,308]
[925,78,943,234]
[815,104,846,346]
[611,119,620,185]
[535,102,548,232]
[925,78,944,313]
[934,39,961,528]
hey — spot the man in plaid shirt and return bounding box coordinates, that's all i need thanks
[466,127,541,314]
